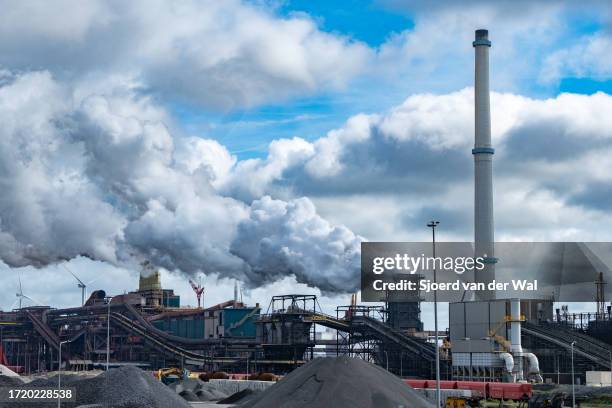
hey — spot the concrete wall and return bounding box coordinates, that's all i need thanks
[586,371,612,386]
[209,379,275,394]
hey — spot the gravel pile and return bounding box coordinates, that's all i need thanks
[169,377,228,401]
[218,388,260,405]
[239,356,434,408]
[0,375,24,387]
[534,383,612,399]
[0,366,191,408]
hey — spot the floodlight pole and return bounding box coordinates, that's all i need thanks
[106,296,113,371]
[58,339,72,408]
[428,220,441,408]
[571,341,576,408]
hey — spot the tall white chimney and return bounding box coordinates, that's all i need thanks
[473,29,496,299]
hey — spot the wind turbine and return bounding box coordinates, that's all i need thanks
[64,265,97,306]
[14,273,37,309]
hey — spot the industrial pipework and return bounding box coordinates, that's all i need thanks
[505,298,543,382]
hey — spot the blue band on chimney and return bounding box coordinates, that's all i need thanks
[472,147,495,155]
[472,39,491,47]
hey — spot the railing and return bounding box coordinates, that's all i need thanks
[555,311,612,331]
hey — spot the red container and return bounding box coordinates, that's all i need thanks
[436,380,459,389]
[404,379,531,401]
[455,381,488,398]
[405,379,428,389]
[488,383,532,400]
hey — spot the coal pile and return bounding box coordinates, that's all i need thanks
[0,366,191,408]
[239,356,434,408]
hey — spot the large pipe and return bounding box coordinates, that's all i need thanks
[509,298,524,382]
[473,29,496,300]
[499,352,516,382]
[523,352,544,383]
[510,299,522,354]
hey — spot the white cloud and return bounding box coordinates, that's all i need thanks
[541,34,612,83]
[220,88,612,244]
[174,138,237,188]
[223,137,315,200]
[0,0,371,110]
[374,1,566,94]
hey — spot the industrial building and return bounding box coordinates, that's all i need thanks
[1,29,612,387]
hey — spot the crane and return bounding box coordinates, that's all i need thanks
[189,277,204,308]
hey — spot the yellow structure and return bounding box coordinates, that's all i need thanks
[138,262,162,307]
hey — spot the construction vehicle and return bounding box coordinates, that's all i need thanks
[156,367,188,385]
[445,396,474,408]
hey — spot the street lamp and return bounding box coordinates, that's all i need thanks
[427,220,441,408]
[106,296,113,371]
[571,341,576,408]
[57,339,72,408]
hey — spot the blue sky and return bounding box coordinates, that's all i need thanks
[278,0,414,46]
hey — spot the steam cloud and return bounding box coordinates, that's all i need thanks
[0,71,362,293]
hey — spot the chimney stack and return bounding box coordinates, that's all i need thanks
[473,29,496,299]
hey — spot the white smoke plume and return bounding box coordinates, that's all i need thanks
[0,71,362,293]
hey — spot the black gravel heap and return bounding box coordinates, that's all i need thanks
[218,388,260,404]
[0,366,191,408]
[0,375,24,387]
[169,377,228,401]
[239,356,434,408]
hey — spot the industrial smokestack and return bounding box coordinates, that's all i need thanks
[473,29,496,299]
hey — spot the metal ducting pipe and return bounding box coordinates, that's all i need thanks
[523,352,544,383]
[510,298,523,353]
[499,352,516,382]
